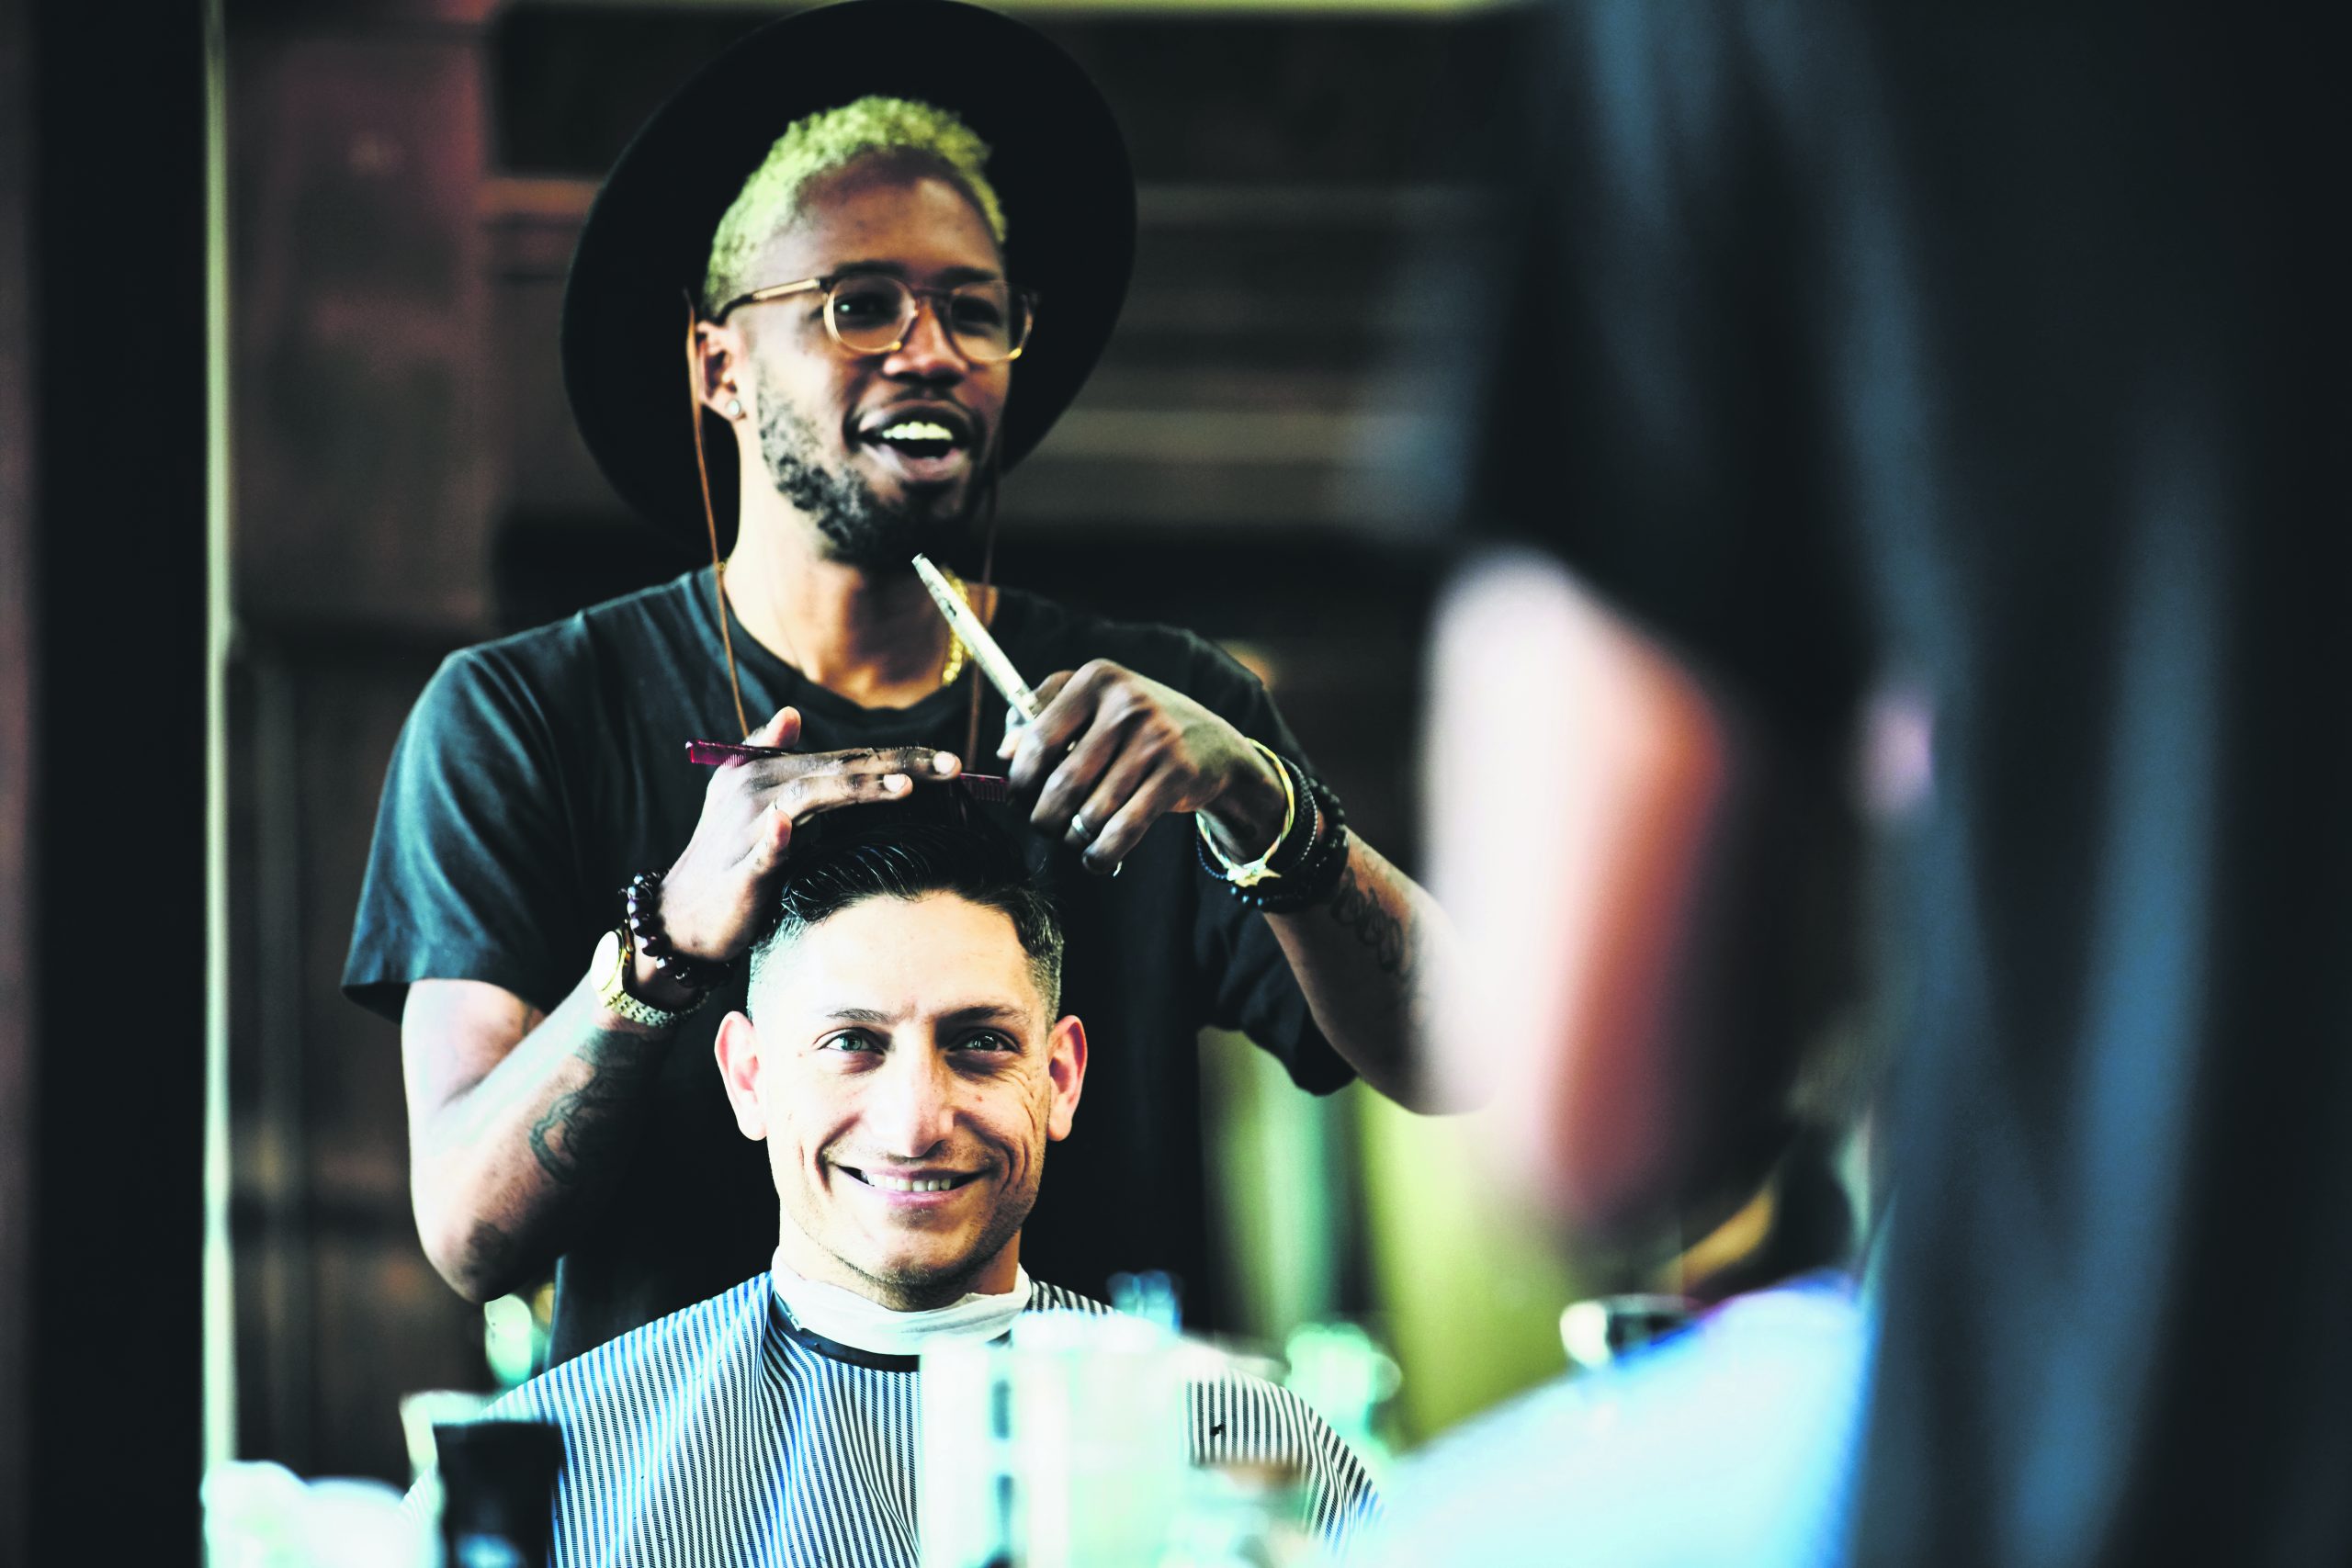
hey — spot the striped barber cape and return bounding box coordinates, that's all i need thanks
[475,1274,1381,1566]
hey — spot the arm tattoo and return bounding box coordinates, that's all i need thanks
[1325,858,1410,978]
[526,1028,667,1188]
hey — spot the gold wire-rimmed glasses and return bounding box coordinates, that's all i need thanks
[710,271,1036,365]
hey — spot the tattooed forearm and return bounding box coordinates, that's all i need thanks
[1260,835,1462,1108]
[1326,857,1412,978]
[526,1028,668,1188]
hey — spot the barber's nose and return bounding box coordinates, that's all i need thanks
[869,1050,957,1156]
[882,297,967,383]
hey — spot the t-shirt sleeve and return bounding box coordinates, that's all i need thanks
[1174,636,1355,1097]
[343,646,585,1022]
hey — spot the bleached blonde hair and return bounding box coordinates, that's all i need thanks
[703,95,1007,310]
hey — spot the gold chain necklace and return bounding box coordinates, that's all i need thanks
[718,558,972,693]
[936,567,970,691]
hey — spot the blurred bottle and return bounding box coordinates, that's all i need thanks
[431,1419,562,1568]
[1108,1269,1182,1332]
[1162,1464,1316,1568]
[1559,1293,1697,1371]
[922,1311,1188,1568]
[201,1461,431,1568]
[1280,1323,1401,1483]
[481,1287,554,1390]
[396,1388,494,1551]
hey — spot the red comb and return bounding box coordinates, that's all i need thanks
[685,739,1009,800]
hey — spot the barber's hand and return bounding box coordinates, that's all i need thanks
[1001,660,1286,874]
[659,706,961,960]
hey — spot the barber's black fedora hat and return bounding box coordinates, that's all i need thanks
[561,0,1136,539]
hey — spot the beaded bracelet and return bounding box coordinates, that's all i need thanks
[1272,768,1352,910]
[622,871,726,996]
[1197,754,1351,913]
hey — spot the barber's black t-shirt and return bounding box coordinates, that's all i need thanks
[345,569,1348,1362]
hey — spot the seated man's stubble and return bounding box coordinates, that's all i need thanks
[715,889,1087,1311]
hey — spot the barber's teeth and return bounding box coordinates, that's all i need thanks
[879,420,956,443]
[865,1172,962,1192]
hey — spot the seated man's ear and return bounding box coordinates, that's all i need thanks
[714,1010,768,1141]
[1046,1015,1087,1142]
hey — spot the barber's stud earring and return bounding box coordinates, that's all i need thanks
[724,398,743,419]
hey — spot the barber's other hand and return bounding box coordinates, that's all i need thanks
[1002,661,1285,874]
[660,705,961,959]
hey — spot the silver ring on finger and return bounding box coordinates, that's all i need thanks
[1070,811,1092,841]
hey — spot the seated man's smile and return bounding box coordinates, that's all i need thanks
[834,1167,984,1196]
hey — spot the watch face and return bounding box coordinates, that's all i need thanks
[593,926,625,988]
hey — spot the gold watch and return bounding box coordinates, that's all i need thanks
[591,925,703,1030]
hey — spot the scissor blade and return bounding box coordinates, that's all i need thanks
[911,553,1042,720]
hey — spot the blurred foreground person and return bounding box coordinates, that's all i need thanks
[1368,3,2350,1563]
[1357,562,1872,1567]
[347,0,1447,1366]
[460,811,1377,1565]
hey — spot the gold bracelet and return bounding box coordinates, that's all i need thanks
[1198,739,1296,888]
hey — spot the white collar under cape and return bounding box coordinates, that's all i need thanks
[770,1248,1035,1358]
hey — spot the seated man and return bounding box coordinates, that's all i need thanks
[465,810,1378,1565]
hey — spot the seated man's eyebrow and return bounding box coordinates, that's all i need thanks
[814,1004,1023,1027]
[935,1003,1027,1031]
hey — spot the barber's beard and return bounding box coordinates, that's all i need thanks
[756,400,977,571]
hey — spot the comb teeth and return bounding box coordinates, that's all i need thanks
[687,741,1012,804]
[685,739,778,766]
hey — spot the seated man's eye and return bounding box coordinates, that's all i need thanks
[954,1031,1018,1054]
[822,1031,884,1054]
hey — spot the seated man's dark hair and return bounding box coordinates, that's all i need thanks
[747,803,1065,1012]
